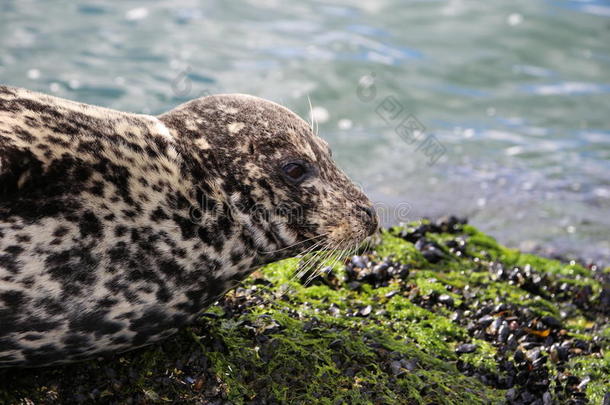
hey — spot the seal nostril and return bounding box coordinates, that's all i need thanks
[358,205,378,235]
[359,205,374,220]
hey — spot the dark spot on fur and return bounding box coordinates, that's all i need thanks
[0,254,20,274]
[46,248,99,291]
[0,290,27,309]
[22,344,64,365]
[114,225,128,237]
[53,226,70,237]
[15,234,31,243]
[150,207,169,222]
[69,309,123,337]
[89,180,105,196]
[108,242,129,263]
[129,308,173,345]
[4,245,24,255]
[79,211,103,238]
[173,214,197,240]
[63,334,91,348]
[122,209,137,218]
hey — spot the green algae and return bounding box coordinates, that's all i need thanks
[0,224,607,404]
[568,352,610,403]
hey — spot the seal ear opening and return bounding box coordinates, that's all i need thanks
[248,142,255,154]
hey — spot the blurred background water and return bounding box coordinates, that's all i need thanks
[1,0,609,262]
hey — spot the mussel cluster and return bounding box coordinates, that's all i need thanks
[328,216,608,405]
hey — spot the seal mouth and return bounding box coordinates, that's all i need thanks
[358,205,379,236]
[258,202,378,263]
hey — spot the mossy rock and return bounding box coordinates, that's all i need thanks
[0,222,608,404]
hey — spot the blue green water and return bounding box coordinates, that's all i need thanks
[1,0,609,261]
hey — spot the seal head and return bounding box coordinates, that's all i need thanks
[160,94,378,263]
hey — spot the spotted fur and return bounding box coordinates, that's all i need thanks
[0,85,377,367]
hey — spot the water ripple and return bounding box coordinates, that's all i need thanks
[523,81,610,95]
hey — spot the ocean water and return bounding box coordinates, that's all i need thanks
[1,0,609,262]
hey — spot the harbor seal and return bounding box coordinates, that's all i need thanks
[0,85,378,367]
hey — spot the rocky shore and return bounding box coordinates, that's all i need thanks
[1,219,608,404]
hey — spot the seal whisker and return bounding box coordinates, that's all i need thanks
[294,239,335,282]
[298,237,328,258]
[293,240,330,281]
[301,237,351,286]
[258,232,328,255]
[307,95,319,136]
[302,249,336,286]
[302,240,348,286]
[293,239,327,272]
[306,94,315,133]
[302,242,337,283]
[307,237,354,286]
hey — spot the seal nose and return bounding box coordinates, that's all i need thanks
[358,205,378,235]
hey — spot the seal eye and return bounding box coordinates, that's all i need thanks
[282,162,308,183]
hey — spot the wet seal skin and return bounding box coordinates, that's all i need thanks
[0,85,378,367]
